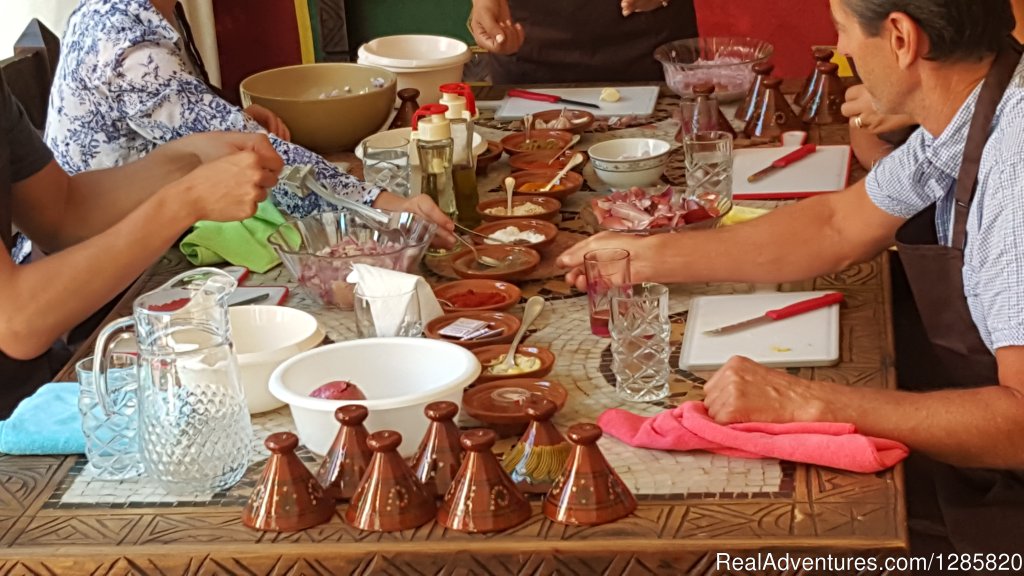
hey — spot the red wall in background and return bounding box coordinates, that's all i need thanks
[694,0,838,79]
[213,0,303,104]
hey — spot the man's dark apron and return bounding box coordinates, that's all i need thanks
[489,0,697,84]
[0,128,71,420]
[894,39,1024,554]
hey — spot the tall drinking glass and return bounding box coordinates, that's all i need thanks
[76,354,144,480]
[354,286,423,338]
[610,283,671,402]
[361,133,411,197]
[683,130,734,217]
[583,248,631,337]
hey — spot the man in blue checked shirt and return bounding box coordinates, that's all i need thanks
[560,0,1024,554]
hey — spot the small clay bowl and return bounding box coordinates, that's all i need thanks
[500,129,574,156]
[477,196,561,223]
[451,245,541,281]
[530,108,596,134]
[476,140,503,175]
[471,218,559,251]
[424,311,521,350]
[472,344,556,383]
[462,378,568,436]
[508,149,588,172]
[433,279,521,312]
[510,169,583,201]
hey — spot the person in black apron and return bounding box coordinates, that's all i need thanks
[469,0,697,84]
[0,66,280,419]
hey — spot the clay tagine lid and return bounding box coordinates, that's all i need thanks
[796,47,836,108]
[243,432,335,532]
[691,82,736,137]
[801,61,845,125]
[316,404,373,501]
[344,430,437,532]
[743,76,804,140]
[389,87,421,130]
[437,429,533,533]
[411,401,464,498]
[736,62,775,122]
[501,396,570,494]
[543,423,637,526]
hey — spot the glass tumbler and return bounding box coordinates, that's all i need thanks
[683,130,734,217]
[583,248,632,337]
[76,354,144,480]
[610,283,671,402]
[361,133,411,197]
[354,286,423,338]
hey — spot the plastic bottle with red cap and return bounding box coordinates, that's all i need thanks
[411,104,457,223]
[439,83,480,227]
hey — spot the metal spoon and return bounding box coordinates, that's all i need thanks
[547,134,581,165]
[504,176,516,215]
[497,296,544,373]
[455,234,502,267]
[540,152,585,192]
[523,113,534,145]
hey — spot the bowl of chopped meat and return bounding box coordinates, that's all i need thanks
[269,210,436,309]
[581,186,727,235]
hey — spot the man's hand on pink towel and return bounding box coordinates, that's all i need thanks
[703,355,834,424]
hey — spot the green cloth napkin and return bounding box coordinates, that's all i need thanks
[179,200,287,273]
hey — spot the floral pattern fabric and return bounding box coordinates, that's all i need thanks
[45,0,381,217]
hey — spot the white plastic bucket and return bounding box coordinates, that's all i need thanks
[358,35,471,105]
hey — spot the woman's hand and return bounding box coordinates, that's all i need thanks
[469,0,524,55]
[244,104,292,141]
[372,192,457,248]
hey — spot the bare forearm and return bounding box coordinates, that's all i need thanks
[0,191,194,359]
[820,383,1024,468]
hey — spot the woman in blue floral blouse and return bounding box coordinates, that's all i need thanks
[45,0,454,243]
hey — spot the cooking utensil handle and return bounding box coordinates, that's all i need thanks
[766,292,844,320]
[773,143,817,167]
[508,89,559,103]
[92,316,136,417]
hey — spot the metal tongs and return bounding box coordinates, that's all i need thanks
[278,165,402,230]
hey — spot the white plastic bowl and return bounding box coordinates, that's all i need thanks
[357,35,471,105]
[268,338,481,456]
[230,306,321,414]
[588,138,673,189]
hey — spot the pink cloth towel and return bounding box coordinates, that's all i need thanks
[598,402,908,473]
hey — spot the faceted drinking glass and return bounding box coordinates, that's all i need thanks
[683,130,734,217]
[610,283,671,402]
[354,286,423,338]
[361,133,411,197]
[76,354,144,480]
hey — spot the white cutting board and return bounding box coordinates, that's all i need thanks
[494,86,660,120]
[732,145,852,200]
[679,291,841,371]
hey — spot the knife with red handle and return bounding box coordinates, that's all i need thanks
[703,292,845,335]
[746,143,818,183]
[507,88,601,109]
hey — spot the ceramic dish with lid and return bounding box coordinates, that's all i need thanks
[477,196,561,223]
[433,279,522,312]
[471,218,558,251]
[451,245,541,281]
[510,169,583,201]
[500,129,574,155]
[462,378,568,436]
[472,344,556,383]
[424,311,522,350]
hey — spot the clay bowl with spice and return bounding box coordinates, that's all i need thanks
[529,108,595,134]
[451,245,541,281]
[470,218,558,251]
[510,169,583,202]
[472,344,555,383]
[508,149,588,172]
[462,379,569,436]
[433,279,521,312]
[424,310,521,350]
[500,129,574,155]
[476,140,504,174]
[477,196,561,223]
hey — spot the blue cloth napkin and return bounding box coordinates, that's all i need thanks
[0,382,84,455]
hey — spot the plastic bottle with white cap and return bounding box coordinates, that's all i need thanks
[439,83,480,227]
[411,104,457,225]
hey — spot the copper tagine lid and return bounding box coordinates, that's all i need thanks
[437,428,532,533]
[344,430,437,532]
[502,396,570,494]
[243,432,335,532]
[316,404,373,501]
[543,423,637,526]
[411,401,464,498]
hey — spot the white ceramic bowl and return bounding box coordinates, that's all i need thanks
[230,306,321,414]
[587,138,673,189]
[357,35,471,105]
[268,338,481,456]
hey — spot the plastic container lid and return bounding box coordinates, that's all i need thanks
[412,104,451,141]
[357,35,471,70]
[439,83,477,119]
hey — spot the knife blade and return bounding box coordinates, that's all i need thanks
[703,292,844,335]
[746,143,818,183]
[229,292,272,307]
[507,88,601,110]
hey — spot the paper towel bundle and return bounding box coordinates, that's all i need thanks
[349,264,444,337]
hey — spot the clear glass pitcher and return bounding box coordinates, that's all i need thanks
[92,268,252,494]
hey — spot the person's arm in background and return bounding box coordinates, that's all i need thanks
[1,136,282,360]
[469,0,524,54]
